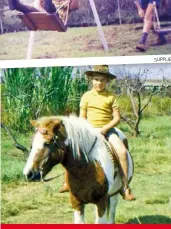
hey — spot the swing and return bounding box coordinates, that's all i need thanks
[19,0,109,59]
[18,0,79,31]
[152,1,171,35]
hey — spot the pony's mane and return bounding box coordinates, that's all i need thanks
[61,115,103,161]
[36,116,61,127]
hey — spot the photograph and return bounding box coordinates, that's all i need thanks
[1,63,171,224]
[0,0,171,60]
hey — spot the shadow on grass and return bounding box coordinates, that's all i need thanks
[127,215,171,224]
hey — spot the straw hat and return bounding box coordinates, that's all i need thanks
[84,65,117,80]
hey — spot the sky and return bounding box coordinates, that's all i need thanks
[75,63,171,81]
[1,63,170,83]
[109,63,171,80]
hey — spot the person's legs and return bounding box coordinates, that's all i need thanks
[40,0,56,13]
[136,2,155,51]
[108,134,135,201]
[152,33,167,45]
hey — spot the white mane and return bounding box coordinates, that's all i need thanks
[61,116,99,159]
[61,115,114,184]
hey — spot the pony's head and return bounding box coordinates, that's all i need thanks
[23,117,67,181]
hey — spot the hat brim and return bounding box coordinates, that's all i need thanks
[85,71,117,80]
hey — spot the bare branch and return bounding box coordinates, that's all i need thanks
[1,123,29,154]
[140,88,161,113]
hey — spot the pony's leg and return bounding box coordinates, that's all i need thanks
[95,208,108,224]
[108,194,119,224]
[74,206,85,224]
[70,193,85,224]
[95,195,108,224]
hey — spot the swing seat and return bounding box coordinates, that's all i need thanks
[18,12,67,32]
[153,28,171,35]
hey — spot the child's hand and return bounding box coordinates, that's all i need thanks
[138,9,145,18]
[100,128,108,136]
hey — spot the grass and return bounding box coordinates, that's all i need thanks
[1,116,171,224]
[0,23,171,60]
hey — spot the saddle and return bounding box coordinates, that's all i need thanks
[103,139,127,186]
[104,139,120,167]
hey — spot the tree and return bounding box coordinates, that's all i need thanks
[115,67,166,137]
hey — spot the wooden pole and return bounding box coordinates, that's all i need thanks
[0,8,4,34]
[0,17,3,34]
[117,0,122,25]
[88,0,109,52]
[26,0,40,59]
[27,31,35,59]
[153,1,160,29]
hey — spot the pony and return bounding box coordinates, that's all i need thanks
[23,115,134,224]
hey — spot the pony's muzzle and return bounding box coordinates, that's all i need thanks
[25,171,41,181]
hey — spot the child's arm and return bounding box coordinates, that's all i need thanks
[134,0,145,18]
[80,108,87,119]
[79,93,87,119]
[100,108,120,135]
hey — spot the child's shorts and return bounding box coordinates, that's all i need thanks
[105,128,119,139]
[139,0,160,9]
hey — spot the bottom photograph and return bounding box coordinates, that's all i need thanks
[1,63,171,224]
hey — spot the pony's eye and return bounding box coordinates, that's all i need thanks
[44,142,50,147]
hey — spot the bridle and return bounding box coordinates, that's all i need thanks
[34,128,66,180]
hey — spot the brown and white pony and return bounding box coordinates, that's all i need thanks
[23,116,133,224]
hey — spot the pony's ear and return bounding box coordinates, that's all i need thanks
[30,120,37,127]
[52,120,61,131]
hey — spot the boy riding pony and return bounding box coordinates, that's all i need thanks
[79,65,135,201]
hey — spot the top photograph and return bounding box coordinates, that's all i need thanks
[0,0,171,60]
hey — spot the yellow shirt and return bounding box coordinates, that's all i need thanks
[80,89,119,128]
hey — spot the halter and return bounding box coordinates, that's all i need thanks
[35,127,66,171]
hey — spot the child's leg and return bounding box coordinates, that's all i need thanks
[40,0,56,13]
[108,134,135,201]
[136,3,155,51]
[142,3,154,34]
[139,3,154,44]
[108,134,128,180]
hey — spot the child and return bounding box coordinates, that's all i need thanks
[134,0,167,52]
[79,65,135,201]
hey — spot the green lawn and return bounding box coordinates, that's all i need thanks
[1,116,171,224]
[0,24,171,60]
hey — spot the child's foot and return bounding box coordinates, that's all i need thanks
[135,43,147,52]
[152,37,167,46]
[122,188,136,201]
